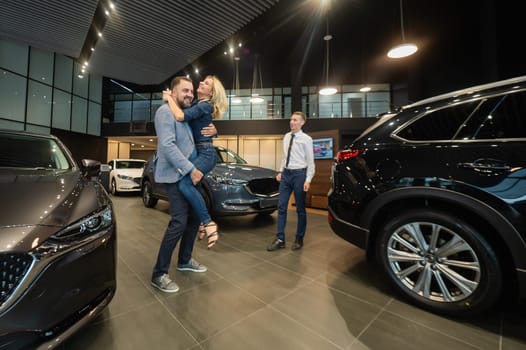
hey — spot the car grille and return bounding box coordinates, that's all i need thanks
[0,253,33,304]
[247,178,279,196]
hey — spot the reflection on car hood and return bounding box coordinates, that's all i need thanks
[212,163,277,179]
[0,171,106,251]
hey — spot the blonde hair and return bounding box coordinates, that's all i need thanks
[208,75,228,120]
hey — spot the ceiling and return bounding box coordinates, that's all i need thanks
[0,0,279,85]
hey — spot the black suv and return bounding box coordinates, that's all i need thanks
[328,76,526,316]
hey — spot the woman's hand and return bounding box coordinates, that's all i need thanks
[162,89,172,102]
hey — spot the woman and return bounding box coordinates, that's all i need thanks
[163,75,227,249]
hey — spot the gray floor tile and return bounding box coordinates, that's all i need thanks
[384,299,500,350]
[161,278,266,342]
[199,306,341,350]
[273,281,382,348]
[64,303,197,350]
[225,261,313,303]
[351,311,480,350]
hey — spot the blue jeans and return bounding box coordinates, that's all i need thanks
[176,142,216,224]
[152,182,199,279]
[276,169,307,242]
[177,175,211,224]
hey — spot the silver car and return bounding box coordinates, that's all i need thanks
[141,146,279,216]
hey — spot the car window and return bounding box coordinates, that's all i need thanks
[0,133,71,169]
[470,90,526,140]
[396,101,480,141]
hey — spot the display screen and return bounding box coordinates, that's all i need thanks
[312,137,334,159]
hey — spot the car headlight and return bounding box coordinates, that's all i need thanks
[117,174,133,180]
[33,206,114,258]
[209,174,248,185]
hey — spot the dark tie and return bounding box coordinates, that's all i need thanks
[285,133,295,168]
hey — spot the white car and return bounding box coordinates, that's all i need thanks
[108,159,146,195]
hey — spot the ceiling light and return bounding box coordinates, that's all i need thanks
[360,86,371,92]
[250,54,265,104]
[319,87,337,96]
[387,0,418,59]
[319,9,337,96]
[387,43,418,58]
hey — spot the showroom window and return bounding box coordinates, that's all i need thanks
[0,37,103,135]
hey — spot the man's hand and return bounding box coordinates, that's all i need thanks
[303,182,310,192]
[276,172,282,182]
[201,123,217,137]
[190,168,204,185]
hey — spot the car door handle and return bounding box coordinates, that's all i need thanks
[457,159,511,173]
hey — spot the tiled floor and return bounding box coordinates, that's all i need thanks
[62,195,526,350]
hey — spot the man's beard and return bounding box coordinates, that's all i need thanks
[178,97,192,109]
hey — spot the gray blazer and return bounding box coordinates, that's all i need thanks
[154,103,195,183]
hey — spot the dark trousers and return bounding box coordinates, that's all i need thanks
[152,182,199,279]
[276,169,307,242]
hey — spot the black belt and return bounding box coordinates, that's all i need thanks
[283,168,306,173]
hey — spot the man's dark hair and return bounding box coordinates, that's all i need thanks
[170,76,193,90]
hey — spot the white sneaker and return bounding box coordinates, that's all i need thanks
[151,274,179,293]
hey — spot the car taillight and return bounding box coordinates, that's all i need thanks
[336,149,363,163]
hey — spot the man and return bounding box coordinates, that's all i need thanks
[151,76,216,293]
[267,111,315,251]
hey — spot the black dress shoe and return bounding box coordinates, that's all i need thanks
[267,239,285,251]
[291,240,303,251]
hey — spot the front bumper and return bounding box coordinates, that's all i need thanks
[0,226,117,349]
[215,195,279,216]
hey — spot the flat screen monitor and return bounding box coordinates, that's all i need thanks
[312,137,334,159]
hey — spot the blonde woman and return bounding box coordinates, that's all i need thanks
[163,75,227,249]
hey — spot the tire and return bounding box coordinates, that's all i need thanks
[110,179,118,196]
[376,208,502,316]
[142,181,158,208]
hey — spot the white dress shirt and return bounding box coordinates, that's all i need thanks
[279,130,315,183]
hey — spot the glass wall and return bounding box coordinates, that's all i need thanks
[0,38,103,135]
[107,83,390,123]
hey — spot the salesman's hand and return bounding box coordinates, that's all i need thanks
[190,168,204,185]
[201,123,217,137]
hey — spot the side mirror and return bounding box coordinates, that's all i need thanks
[81,159,101,179]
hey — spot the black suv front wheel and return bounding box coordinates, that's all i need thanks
[376,209,501,316]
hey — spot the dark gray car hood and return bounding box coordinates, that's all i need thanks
[0,171,105,252]
[211,163,277,179]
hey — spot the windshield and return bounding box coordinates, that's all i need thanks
[115,160,145,169]
[0,132,71,170]
[215,148,247,164]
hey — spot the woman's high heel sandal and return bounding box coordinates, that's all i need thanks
[204,221,219,249]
